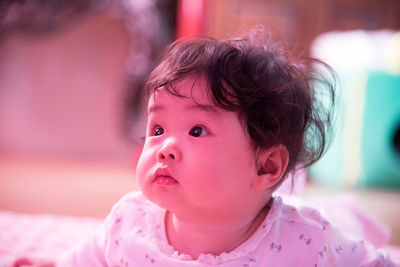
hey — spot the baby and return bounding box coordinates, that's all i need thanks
[56,30,398,266]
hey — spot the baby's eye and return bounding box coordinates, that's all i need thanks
[189,126,208,137]
[153,126,164,136]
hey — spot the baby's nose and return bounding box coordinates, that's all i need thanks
[156,140,181,162]
[158,151,176,160]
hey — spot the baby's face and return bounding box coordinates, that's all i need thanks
[136,77,261,222]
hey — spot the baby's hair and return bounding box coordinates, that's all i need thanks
[145,28,336,184]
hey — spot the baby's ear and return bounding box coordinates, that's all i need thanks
[252,145,289,190]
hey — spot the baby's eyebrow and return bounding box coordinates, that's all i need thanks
[148,104,164,114]
[148,103,220,114]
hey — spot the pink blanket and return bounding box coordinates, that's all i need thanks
[0,210,102,267]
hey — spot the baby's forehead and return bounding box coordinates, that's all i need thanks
[149,77,214,108]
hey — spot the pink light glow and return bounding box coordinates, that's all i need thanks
[177,0,205,38]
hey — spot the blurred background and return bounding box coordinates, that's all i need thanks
[0,0,399,248]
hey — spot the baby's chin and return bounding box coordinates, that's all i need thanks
[141,188,179,210]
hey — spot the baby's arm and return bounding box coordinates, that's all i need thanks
[57,193,132,266]
[57,232,107,266]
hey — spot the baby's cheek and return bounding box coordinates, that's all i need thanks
[136,151,153,182]
[137,143,156,163]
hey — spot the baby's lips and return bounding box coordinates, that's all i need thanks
[153,175,179,185]
[153,167,179,184]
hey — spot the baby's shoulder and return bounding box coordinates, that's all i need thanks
[277,197,330,232]
[271,198,339,250]
[272,198,396,265]
[112,191,157,213]
[117,191,151,207]
[106,191,161,226]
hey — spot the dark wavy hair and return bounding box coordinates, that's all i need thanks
[145,29,336,183]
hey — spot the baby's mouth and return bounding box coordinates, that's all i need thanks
[153,175,179,185]
[153,167,178,185]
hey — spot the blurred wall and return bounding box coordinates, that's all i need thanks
[200,0,400,55]
[0,12,131,160]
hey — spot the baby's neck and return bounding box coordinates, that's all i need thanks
[165,203,270,259]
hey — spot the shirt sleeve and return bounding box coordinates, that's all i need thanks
[57,224,107,266]
[57,194,128,266]
[316,223,400,267]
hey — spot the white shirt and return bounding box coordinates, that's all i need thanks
[59,191,398,267]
